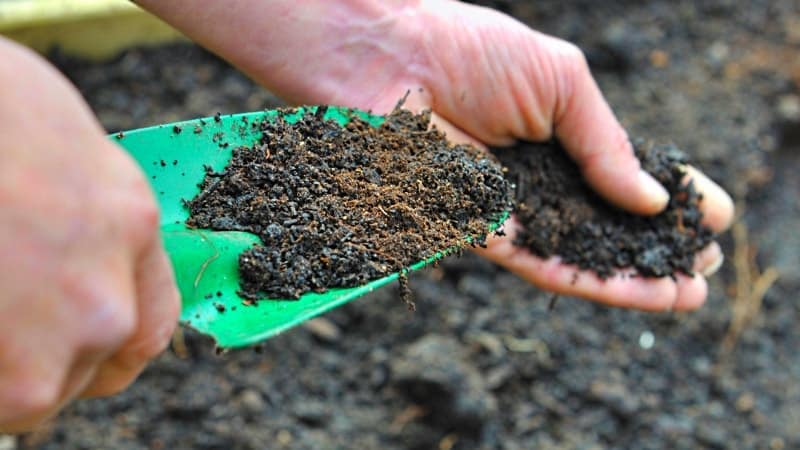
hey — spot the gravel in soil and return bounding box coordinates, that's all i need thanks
[495,140,713,278]
[23,1,800,449]
[186,107,512,300]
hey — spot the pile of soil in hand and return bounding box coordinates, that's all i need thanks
[187,107,512,300]
[495,140,714,278]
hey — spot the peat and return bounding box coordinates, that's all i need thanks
[187,108,512,300]
[494,140,714,278]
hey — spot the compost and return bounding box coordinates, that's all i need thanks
[495,140,714,278]
[186,107,512,300]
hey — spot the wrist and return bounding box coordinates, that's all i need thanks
[247,0,429,104]
[136,0,430,106]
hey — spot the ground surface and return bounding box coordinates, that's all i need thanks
[12,1,799,448]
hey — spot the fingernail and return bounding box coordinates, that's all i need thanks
[702,253,724,277]
[639,170,670,211]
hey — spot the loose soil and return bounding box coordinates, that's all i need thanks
[23,1,799,449]
[186,107,512,300]
[495,140,713,278]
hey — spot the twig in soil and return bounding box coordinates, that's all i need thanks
[720,214,780,356]
[389,404,428,433]
[547,293,560,311]
[184,176,223,206]
[398,271,416,311]
[438,433,459,450]
[192,231,220,288]
[171,327,189,359]
[394,89,411,110]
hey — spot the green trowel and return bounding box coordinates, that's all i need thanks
[113,106,503,349]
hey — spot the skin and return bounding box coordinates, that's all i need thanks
[0,39,180,432]
[0,0,733,432]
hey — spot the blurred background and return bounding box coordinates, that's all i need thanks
[1,0,798,448]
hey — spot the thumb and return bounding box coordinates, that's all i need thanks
[550,43,669,215]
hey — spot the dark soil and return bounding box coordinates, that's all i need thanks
[17,1,799,449]
[496,140,713,278]
[186,108,511,300]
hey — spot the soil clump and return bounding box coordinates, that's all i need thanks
[187,107,512,300]
[495,140,714,278]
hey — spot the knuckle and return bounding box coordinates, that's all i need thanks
[547,40,590,121]
[0,376,60,418]
[127,320,176,365]
[59,274,137,348]
[98,300,138,347]
[112,301,178,372]
[578,129,637,172]
[550,39,588,70]
[127,193,161,242]
[563,42,589,69]
[85,298,137,350]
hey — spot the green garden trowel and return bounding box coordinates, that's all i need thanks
[113,106,503,349]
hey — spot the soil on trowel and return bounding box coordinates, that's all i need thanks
[187,107,512,300]
[495,140,714,279]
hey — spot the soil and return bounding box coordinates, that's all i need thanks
[13,1,799,449]
[495,140,713,278]
[186,107,511,300]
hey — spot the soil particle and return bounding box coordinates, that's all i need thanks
[187,108,512,300]
[494,139,714,278]
[236,389,267,417]
[694,418,729,449]
[390,335,497,435]
[589,380,641,417]
[301,317,342,343]
[164,373,229,419]
[290,400,331,427]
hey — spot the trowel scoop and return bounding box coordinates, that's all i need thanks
[113,106,504,348]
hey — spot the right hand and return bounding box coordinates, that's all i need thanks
[0,38,180,433]
[141,0,733,311]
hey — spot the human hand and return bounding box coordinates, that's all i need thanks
[138,0,734,310]
[0,39,180,432]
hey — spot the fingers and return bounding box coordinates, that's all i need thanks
[0,343,70,433]
[0,261,137,433]
[693,241,724,277]
[475,217,710,311]
[672,273,709,311]
[81,237,180,398]
[544,43,733,224]
[429,111,487,149]
[428,88,726,312]
[548,42,669,216]
[681,165,735,232]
